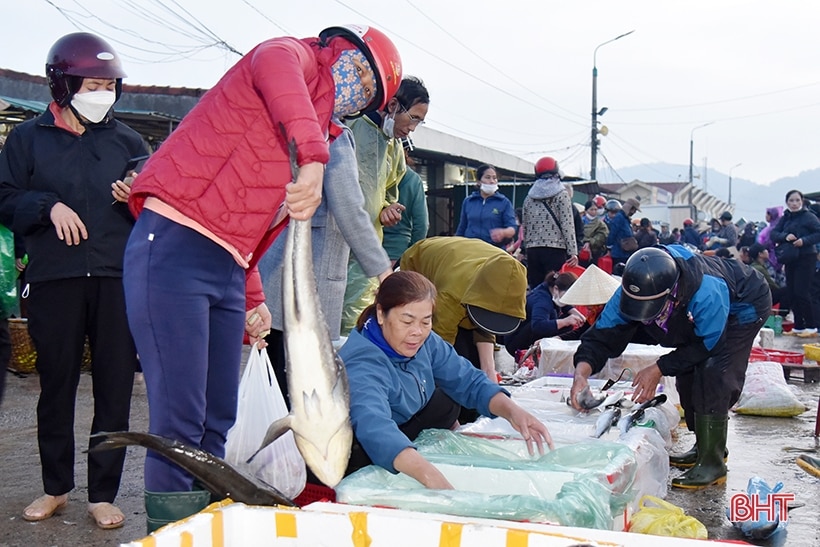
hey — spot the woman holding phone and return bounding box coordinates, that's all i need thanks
[0,33,147,530]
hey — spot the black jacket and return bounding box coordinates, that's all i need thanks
[0,107,147,283]
[770,208,820,258]
[574,244,770,377]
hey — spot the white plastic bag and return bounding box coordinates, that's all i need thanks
[733,360,807,417]
[225,345,306,498]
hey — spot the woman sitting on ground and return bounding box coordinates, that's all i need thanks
[748,243,790,314]
[504,270,586,356]
[339,270,552,488]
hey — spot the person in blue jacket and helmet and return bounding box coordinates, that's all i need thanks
[570,245,770,490]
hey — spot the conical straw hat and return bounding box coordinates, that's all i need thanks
[560,264,620,306]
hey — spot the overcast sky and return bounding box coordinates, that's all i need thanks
[4,1,820,187]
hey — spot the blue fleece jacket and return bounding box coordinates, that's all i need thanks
[455,191,516,246]
[339,326,505,473]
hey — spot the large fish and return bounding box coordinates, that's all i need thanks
[89,432,295,506]
[248,134,353,488]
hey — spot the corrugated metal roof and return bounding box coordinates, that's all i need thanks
[0,94,181,145]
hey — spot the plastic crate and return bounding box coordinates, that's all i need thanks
[749,347,803,364]
[804,344,820,363]
[294,482,336,506]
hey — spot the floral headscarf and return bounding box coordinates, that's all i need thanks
[332,49,376,117]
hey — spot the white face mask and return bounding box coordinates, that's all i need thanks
[480,183,498,195]
[70,90,116,123]
[381,111,396,138]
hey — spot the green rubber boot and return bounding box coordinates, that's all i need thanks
[145,490,210,534]
[669,442,729,468]
[671,414,728,489]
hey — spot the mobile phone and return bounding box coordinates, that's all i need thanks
[120,154,150,181]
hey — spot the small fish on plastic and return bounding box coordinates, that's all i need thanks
[592,406,621,438]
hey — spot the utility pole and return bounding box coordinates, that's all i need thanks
[590,30,634,181]
[688,122,713,216]
[729,163,742,206]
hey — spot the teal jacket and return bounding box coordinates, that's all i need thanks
[382,169,429,261]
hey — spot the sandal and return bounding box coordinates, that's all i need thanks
[88,502,125,530]
[23,494,68,522]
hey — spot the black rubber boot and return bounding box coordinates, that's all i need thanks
[669,442,729,469]
[671,414,728,489]
[145,490,210,534]
[669,443,698,468]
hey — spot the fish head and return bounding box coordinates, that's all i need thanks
[577,386,606,410]
[294,421,354,488]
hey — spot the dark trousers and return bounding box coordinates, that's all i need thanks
[453,327,484,423]
[341,388,460,477]
[812,266,820,327]
[0,317,9,406]
[525,247,569,289]
[124,210,246,492]
[785,254,817,329]
[27,277,137,502]
[265,329,289,406]
[675,318,765,431]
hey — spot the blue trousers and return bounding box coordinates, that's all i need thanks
[124,210,246,492]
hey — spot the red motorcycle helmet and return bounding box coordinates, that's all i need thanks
[46,32,127,107]
[683,218,694,226]
[320,25,402,112]
[534,156,560,178]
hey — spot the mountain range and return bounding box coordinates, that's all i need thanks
[601,163,818,223]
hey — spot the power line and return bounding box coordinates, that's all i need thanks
[597,150,626,183]
[402,0,584,124]
[239,0,291,35]
[44,0,242,62]
[617,81,820,112]
[332,0,587,127]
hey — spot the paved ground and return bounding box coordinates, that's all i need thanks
[0,335,817,546]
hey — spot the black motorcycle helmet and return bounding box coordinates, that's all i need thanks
[619,247,680,321]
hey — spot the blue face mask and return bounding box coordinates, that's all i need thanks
[331,50,376,117]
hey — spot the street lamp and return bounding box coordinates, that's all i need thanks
[687,122,714,214]
[728,162,742,206]
[591,30,634,181]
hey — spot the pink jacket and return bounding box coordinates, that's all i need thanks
[129,35,351,308]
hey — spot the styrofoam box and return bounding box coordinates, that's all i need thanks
[122,501,731,546]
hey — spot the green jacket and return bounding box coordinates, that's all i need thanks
[583,217,609,256]
[340,115,406,335]
[382,168,429,261]
[751,261,779,292]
